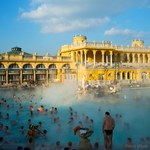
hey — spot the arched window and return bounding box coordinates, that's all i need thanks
[36,64,45,69]
[23,64,33,69]
[49,64,57,69]
[9,64,19,69]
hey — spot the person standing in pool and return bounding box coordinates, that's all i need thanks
[102,111,115,150]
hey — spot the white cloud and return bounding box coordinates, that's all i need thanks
[104,27,149,39]
[19,0,150,33]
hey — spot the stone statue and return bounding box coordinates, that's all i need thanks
[82,75,85,90]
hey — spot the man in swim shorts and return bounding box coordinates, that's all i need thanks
[102,111,115,150]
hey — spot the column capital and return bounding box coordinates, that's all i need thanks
[132,53,135,56]
[109,51,113,55]
[126,53,130,56]
[114,52,118,56]
[80,50,83,54]
[101,50,105,55]
[92,50,97,54]
[142,53,145,56]
[147,54,150,57]
[137,53,140,56]
[120,53,124,56]
[84,49,88,54]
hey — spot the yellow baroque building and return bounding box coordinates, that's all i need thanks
[0,35,150,85]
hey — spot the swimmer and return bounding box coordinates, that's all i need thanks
[16,111,19,116]
[34,103,37,107]
[85,116,89,122]
[0,112,3,118]
[56,116,60,122]
[79,121,83,128]
[38,105,44,111]
[5,126,10,133]
[115,114,118,119]
[43,129,47,135]
[69,107,73,112]
[40,98,42,101]
[53,118,57,123]
[26,125,34,139]
[102,111,115,150]
[54,108,58,114]
[69,112,73,119]
[119,115,122,120]
[0,124,3,130]
[24,97,26,100]
[28,119,31,124]
[57,124,63,130]
[39,122,43,128]
[93,138,100,149]
[55,141,63,148]
[50,107,54,112]
[29,100,32,104]
[66,141,73,149]
[89,119,94,127]
[19,104,22,109]
[0,103,1,107]
[20,106,23,110]
[98,107,101,113]
[12,94,16,98]
[50,111,54,118]
[68,118,74,124]
[124,137,133,149]
[30,106,34,111]
[74,111,78,117]
[19,125,24,132]
[43,109,48,115]
[36,110,40,114]
[6,113,9,119]
[6,105,9,109]
[29,111,33,116]
[11,120,17,125]
[11,104,14,107]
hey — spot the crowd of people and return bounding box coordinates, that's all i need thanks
[0,88,150,150]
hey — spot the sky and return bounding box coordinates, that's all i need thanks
[0,0,150,56]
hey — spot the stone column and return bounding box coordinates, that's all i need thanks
[101,51,105,65]
[130,72,132,79]
[125,72,128,80]
[126,53,129,63]
[142,54,145,63]
[132,53,135,63]
[84,50,87,68]
[114,53,118,63]
[137,54,140,63]
[76,51,78,63]
[93,50,97,67]
[20,69,23,84]
[46,69,49,83]
[110,51,113,66]
[120,53,124,63]
[106,55,108,65]
[148,54,150,63]
[120,72,122,80]
[116,72,118,80]
[6,69,8,84]
[34,69,36,81]
[80,50,83,65]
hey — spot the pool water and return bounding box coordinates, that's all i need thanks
[0,86,150,150]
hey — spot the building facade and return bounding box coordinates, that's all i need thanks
[0,35,150,85]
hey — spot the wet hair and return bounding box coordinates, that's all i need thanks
[43,130,47,134]
[17,146,23,150]
[21,125,24,129]
[127,138,132,142]
[56,141,60,146]
[68,141,72,147]
[105,112,110,115]
[71,112,73,116]
[28,119,31,122]
[64,148,69,150]
[5,126,8,130]
[90,119,93,123]
[39,122,42,124]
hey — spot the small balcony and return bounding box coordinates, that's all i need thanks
[23,69,33,74]
[8,69,20,73]
[0,69,6,74]
[49,69,57,73]
[36,69,46,74]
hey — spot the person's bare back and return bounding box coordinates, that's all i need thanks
[102,112,115,150]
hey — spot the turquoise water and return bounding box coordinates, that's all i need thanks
[0,87,150,149]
